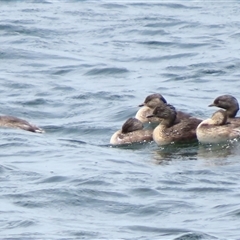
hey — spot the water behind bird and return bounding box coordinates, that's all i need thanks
[1,1,240,239]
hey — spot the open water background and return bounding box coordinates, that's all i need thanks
[1,1,240,239]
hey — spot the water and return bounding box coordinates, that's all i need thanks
[1,1,240,239]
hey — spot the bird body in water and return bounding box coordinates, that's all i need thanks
[147,104,201,146]
[209,94,240,126]
[196,109,240,144]
[110,117,153,145]
[136,93,193,125]
[0,115,44,133]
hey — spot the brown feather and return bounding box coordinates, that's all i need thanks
[149,104,201,145]
[110,117,153,145]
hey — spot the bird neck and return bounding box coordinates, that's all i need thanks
[160,117,175,128]
[227,107,239,118]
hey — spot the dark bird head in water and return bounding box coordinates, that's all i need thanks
[147,104,176,120]
[208,95,239,118]
[139,93,167,108]
[121,118,143,134]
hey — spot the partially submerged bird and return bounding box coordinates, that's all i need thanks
[135,93,192,124]
[208,95,240,126]
[196,109,240,144]
[0,115,44,133]
[110,117,153,145]
[147,104,201,146]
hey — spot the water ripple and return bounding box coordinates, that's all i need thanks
[1,1,240,239]
[84,67,129,76]
[3,220,36,229]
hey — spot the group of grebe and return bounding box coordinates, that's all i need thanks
[2,94,240,146]
[110,94,240,146]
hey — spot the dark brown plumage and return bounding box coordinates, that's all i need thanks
[209,95,239,118]
[138,93,167,108]
[135,93,193,124]
[121,117,143,134]
[209,95,240,126]
[147,104,202,146]
[0,115,44,133]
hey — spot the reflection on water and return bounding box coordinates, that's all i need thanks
[108,139,155,150]
[198,140,240,166]
[152,140,240,166]
[152,142,199,164]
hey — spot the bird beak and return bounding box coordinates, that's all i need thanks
[208,103,215,107]
[138,103,144,107]
[146,114,154,118]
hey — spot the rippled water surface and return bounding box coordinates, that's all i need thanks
[1,1,240,239]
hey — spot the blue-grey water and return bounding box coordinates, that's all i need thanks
[1,1,240,239]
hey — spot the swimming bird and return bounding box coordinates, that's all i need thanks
[110,117,153,145]
[208,95,240,126]
[135,93,192,124]
[0,115,44,133]
[147,104,201,146]
[196,109,240,144]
